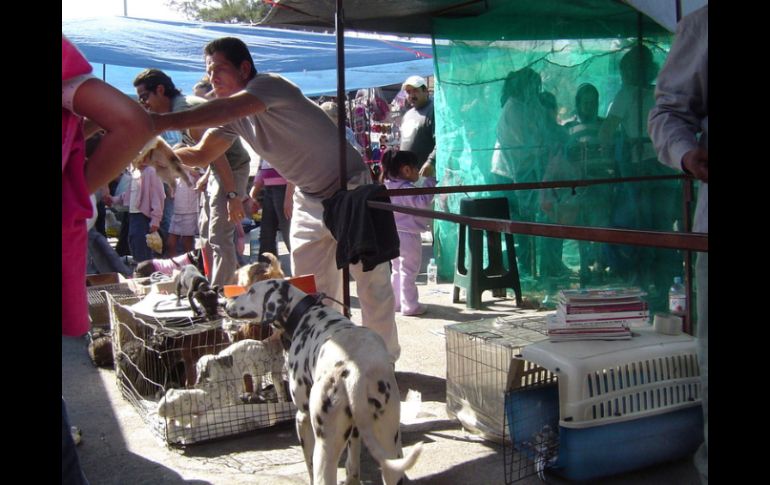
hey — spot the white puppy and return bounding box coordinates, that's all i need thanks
[157,388,212,427]
[195,336,288,404]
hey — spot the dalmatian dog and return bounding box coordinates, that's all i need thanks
[195,336,289,404]
[225,280,422,485]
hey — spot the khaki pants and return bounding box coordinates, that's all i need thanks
[289,172,400,362]
[200,162,250,286]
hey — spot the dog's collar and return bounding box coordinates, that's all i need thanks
[283,293,325,336]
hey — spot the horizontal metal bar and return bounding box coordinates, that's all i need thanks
[367,200,708,253]
[380,174,687,197]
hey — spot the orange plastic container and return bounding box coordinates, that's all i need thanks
[223,275,316,299]
[288,274,316,294]
[223,285,247,298]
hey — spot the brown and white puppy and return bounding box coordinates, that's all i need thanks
[234,252,285,288]
[225,280,422,485]
[133,136,191,188]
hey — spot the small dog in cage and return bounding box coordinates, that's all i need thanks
[234,321,271,341]
[175,264,221,319]
[195,335,288,405]
[157,388,212,427]
[234,252,285,288]
[527,424,559,481]
[225,279,422,485]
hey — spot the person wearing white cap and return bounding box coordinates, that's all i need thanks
[399,75,436,176]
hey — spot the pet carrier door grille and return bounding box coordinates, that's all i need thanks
[583,353,700,421]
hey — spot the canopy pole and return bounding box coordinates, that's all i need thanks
[336,0,351,317]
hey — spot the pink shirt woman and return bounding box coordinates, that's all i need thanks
[62,36,96,336]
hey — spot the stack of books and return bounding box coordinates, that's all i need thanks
[547,288,649,342]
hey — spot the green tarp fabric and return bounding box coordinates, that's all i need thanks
[429,0,688,312]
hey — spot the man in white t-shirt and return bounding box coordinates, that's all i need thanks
[152,37,400,362]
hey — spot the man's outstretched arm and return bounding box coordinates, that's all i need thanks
[152,91,266,132]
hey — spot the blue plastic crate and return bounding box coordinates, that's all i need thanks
[506,328,704,482]
[555,406,702,481]
[505,387,702,481]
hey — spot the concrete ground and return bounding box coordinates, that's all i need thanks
[63,240,702,484]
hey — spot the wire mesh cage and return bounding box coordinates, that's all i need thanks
[88,284,141,328]
[445,313,550,442]
[503,363,559,483]
[106,293,296,446]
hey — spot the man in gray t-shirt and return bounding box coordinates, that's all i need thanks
[399,75,436,176]
[152,37,400,362]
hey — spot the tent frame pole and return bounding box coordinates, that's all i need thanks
[336,0,351,316]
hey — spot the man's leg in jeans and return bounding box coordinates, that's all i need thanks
[128,213,153,263]
[87,228,132,277]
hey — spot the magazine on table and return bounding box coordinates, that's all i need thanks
[558,288,646,303]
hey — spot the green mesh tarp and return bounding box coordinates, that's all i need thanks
[429,0,691,312]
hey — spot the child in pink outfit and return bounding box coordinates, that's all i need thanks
[167,167,202,257]
[381,149,436,316]
[103,157,166,262]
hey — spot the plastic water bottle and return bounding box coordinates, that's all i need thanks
[427,258,438,285]
[249,226,261,263]
[668,276,687,316]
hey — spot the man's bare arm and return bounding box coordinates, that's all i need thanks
[174,129,234,168]
[152,91,266,132]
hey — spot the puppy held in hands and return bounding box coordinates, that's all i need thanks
[133,136,191,188]
[234,252,285,288]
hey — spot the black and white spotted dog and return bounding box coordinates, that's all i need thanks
[225,279,422,485]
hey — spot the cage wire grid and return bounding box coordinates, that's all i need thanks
[445,314,550,443]
[106,293,296,446]
[503,379,560,484]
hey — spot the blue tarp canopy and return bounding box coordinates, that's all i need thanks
[62,16,434,96]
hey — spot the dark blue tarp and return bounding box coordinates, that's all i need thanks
[62,16,435,96]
